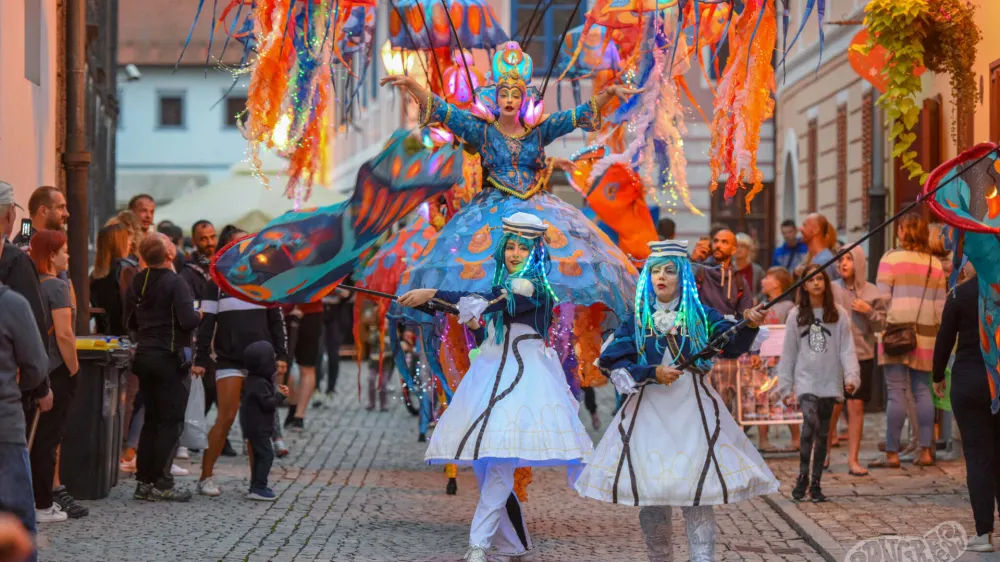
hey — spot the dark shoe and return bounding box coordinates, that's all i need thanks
[134,482,154,501]
[791,474,808,501]
[150,487,192,502]
[53,486,89,518]
[809,484,828,503]
[283,407,297,428]
[247,487,277,501]
[418,433,427,443]
[221,439,238,457]
[288,417,305,431]
[446,477,458,495]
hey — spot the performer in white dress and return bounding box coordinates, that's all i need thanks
[398,212,592,562]
[574,240,778,561]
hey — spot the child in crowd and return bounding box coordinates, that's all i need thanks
[240,341,289,501]
[828,246,887,475]
[777,265,860,502]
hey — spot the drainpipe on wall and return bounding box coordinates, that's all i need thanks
[867,92,886,285]
[64,0,92,334]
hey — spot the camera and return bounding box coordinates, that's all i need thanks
[124,64,142,82]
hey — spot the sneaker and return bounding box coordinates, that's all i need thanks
[273,438,290,458]
[52,487,88,518]
[120,457,137,474]
[247,487,277,501]
[418,432,427,443]
[35,505,67,523]
[590,412,601,431]
[134,482,154,501]
[197,478,221,497]
[809,484,828,503]
[791,474,808,501]
[221,439,239,457]
[288,417,305,432]
[464,546,488,562]
[967,533,994,552]
[170,463,190,476]
[176,446,190,460]
[150,487,192,502]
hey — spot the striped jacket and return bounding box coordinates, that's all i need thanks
[195,282,288,371]
[876,249,946,372]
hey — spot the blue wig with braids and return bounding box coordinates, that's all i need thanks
[483,228,560,345]
[634,248,713,372]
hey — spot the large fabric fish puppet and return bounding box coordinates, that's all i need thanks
[211,131,463,305]
[924,142,1000,412]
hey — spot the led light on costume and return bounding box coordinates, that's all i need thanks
[633,240,712,372]
[482,213,560,344]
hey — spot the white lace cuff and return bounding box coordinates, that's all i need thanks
[610,368,638,395]
[457,295,489,325]
[510,278,535,297]
[750,326,769,353]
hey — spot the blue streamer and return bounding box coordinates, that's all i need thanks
[779,0,814,67]
[204,0,219,74]
[745,0,767,76]
[175,0,207,73]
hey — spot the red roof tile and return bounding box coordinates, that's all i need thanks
[119,0,247,66]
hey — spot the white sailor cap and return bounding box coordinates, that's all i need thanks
[501,212,548,239]
[647,240,689,258]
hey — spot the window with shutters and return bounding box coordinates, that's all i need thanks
[807,119,818,213]
[893,96,941,217]
[836,105,847,230]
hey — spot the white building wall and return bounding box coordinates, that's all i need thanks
[116,67,251,207]
[0,0,60,208]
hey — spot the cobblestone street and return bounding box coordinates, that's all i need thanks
[39,367,820,562]
[35,365,998,561]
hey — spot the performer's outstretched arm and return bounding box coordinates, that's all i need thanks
[381,74,487,150]
[538,85,642,145]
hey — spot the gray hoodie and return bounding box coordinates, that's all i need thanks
[0,285,48,445]
[832,246,887,361]
[777,304,861,401]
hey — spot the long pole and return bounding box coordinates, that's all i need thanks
[65,0,92,334]
[676,144,1000,371]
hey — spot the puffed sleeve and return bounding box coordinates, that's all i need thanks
[538,98,602,146]
[422,94,489,151]
[598,315,657,387]
[435,283,539,324]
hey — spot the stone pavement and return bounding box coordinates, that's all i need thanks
[750,415,998,562]
[38,366,821,562]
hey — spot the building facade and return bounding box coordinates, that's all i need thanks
[776,0,1000,255]
[0,0,62,207]
[1,0,118,237]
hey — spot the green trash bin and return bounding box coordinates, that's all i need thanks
[60,337,132,500]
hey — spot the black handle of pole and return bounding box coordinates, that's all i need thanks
[674,144,1000,372]
[340,284,459,316]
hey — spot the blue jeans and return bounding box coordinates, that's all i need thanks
[885,364,935,452]
[0,442,37,562]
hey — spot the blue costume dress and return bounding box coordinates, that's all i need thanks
[400,95,638,319]
[575,301,779,508]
